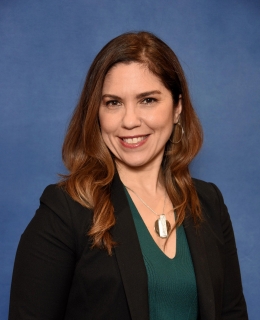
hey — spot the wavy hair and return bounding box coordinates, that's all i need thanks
[59,31,203,254]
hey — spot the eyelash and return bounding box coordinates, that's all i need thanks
[104,97,157,107]
[105,100,121,107]
[142,97,157,104]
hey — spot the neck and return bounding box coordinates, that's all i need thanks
[116,161,165,195]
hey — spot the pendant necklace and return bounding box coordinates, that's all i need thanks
[124,185,171,238]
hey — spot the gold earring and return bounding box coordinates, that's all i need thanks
[169,121,184,144]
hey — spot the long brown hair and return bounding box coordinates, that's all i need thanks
[60,31,203,254]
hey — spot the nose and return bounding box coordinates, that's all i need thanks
[121,104,142,129]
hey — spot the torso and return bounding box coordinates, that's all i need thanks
[125,187,177,258]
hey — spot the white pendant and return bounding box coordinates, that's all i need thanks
[154,214,171,238]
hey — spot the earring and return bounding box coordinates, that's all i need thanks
[169,121,184,144]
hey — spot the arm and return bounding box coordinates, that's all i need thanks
[210,183,248,319]
[9,185,77,320]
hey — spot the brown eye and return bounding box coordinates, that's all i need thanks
[106,100,121,107]
[142,98,156,104]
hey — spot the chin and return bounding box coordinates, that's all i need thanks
[119,157,158,170]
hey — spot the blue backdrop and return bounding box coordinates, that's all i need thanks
[1,0,259,318]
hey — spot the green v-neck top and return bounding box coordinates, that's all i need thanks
[124,189,198,320]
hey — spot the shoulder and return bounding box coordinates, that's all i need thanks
[38,184,93,237]
[192,178,222,199]
[40,184,89,212]
[40,184,77,205]
[192,178,233,244]
[192,178,225,213]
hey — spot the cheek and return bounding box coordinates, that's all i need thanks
[98,114,117,150]
[99,109,120,135]
[99,122,111,150]
[151,108,174,130]
[99,111,110,135]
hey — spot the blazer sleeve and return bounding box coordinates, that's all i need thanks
[9,185,79,320]
[210,183,248,319]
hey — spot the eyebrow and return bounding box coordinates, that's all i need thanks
[101,90,162,100]
[136,90,162,99]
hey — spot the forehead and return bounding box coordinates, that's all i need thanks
[102,62,165,93]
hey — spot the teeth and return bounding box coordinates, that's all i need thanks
[123,136,146,144]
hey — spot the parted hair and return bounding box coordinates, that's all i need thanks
[60,31,203,254]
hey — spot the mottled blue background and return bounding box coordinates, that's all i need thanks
[1,0,259,318]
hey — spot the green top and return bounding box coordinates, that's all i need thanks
[125,189,198,320]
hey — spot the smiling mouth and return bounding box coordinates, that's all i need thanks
[121,135,148,144]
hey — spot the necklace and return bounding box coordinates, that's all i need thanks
[124,185,171,238]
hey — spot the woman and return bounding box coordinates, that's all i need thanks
[9,32,248,319]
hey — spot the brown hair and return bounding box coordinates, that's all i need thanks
[60,31,203,254]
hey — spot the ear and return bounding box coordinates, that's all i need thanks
[173,95,182,124]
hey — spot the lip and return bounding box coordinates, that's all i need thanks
[119,135,149,149]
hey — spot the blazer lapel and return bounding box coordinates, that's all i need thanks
[111,174,149,320]
[184,214,216,320]
[110,173,217,319]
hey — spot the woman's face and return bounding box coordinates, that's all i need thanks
[99,62,182,170]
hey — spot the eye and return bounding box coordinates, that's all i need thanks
[105,100,121,107]
[142,97,157,104]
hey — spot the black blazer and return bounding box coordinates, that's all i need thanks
[9,174,248,319]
